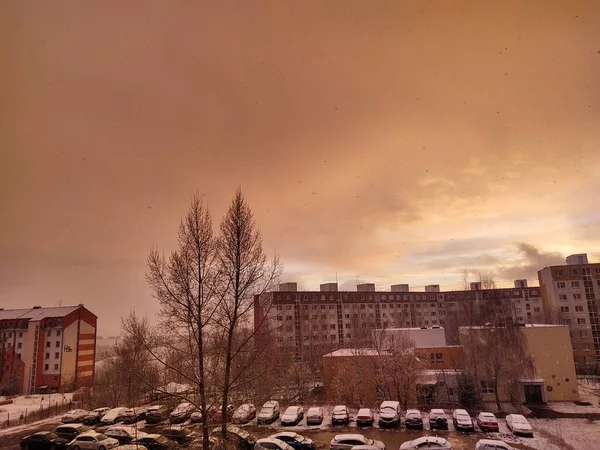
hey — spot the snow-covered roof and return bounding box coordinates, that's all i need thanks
[0,306,91,321]
[323,348,387,357]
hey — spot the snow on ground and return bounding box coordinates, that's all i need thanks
[528,418,600,450]
[0,393,73,423]
[545,383,600,414]
[0,416,60,437]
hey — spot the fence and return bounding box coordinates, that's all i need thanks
[0,398,74,429]
[578,374,600,387]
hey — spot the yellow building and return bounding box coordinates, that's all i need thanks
[459,324,579,404]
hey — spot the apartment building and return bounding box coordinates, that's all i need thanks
[538,253,600,369]
[0,305,97,394]
[254,280,545,370]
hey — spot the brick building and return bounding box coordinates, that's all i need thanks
[538,253,600,369]
[254,280,545,370]
[0,305,97,394]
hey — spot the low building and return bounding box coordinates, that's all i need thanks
[0,305,97,394]
[459,324,579,403]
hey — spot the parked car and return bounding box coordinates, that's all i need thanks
[281,406,303,426]
[505,414,533,437]
[160,426,197,445]
[452,409,474,432]
[61,410,90,424]
[122,407,149,425]
[477,412,499,432]
[233,404,257,424]
[331,405,350,426]
[399,437,452,450]
[306,407,324,426]
[67,431,119,450]
[378,401,401,428]
[20,431,68,450]
[130,434,176,450]
[169,402,195,424]
[55,424,91,441]
[101,408,129,425]
[190,409,204,423]
[356,409,374,427]
[145,405,170,425]
[404,409,423,429]
[329,434,385,450]
[213,404,235,422]
[211,424,257,450]
[108,447,145,450]
[254,438,295,450]
[269,432,315,450]
[428,409,448,430]
[83,408,111,425]
[105,427,148,445]
[257,401,280,424]
[475,440,515,450]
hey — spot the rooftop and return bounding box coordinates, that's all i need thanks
[0,305,92,321]
[323,348,389,357]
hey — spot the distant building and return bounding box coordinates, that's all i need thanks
[254,281,545,371]
[372,326,446,349]
[538,253,600,369]
[0,305,97,394]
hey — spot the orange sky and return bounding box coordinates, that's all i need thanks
[2,1,600,336]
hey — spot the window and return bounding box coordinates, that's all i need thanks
[45,352,49,359]
[559,294,568,301]
[571,281,580,288]
[575,306,584,312]
[580,330,589,337]
[44,364,49,370]
[18,332,22,338]
[54,364,59,370]
[430,353,443,364]
[480,380,495,394]
[574,293,583,300]
[596,268,600,275]
[560,306,569,313]
[17,342,22,349]
[560,319,571,325]
[577,318,587,325]
[17,354,21,359]
[46,341,50,348]
[583,343,591,351]
[330,324,336,329]
[47,330,51,337]
[570,269,578,276]
[346,333,351,338]
[534,307,541,312]
[557,282,566,289]
[556,270,564,277]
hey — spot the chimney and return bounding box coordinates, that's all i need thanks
[391,284,409,292]
[514,279,528,288]
[470,282,482,291]
[320,283,338,292]
[566,254,588,265]
[425,284,441,293]
[357,283,376,292]
[279,282,298,292]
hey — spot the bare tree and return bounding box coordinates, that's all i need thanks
[478,271,497,290]
[214,188,282,437]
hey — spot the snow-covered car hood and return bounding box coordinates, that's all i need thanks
[456,416,472,425]
[332,412,347,417]
[258,410,274,417]
[379,410,397,419]
[282,413,298,420]
[513,422,533,431]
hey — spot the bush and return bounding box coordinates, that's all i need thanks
[457,373,483,413]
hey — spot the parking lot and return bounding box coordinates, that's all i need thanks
[0,405,544,450]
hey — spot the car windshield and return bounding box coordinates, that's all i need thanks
[79,425,90,432]
[513,416,528,424]
[482,413,495,419]
[97,434,109,441]
[333,407,346,413]
[261,406,274,413]
[381,406,395,410]
[458,414,470,419]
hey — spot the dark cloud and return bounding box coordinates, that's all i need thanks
[498,243,565,282]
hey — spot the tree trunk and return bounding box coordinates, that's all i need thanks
[494,373,501,412]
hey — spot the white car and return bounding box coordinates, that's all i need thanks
[104,426,148,443]
[257,400,280,424]
[169,402,195,423]
[400,437,451,449]
[281,406,303,426]
[331,405,350,426]
[100,407,128,425]
[475,439,515,450]
[330,434,385,450]
[68,431,119,450]
[255,437,295,450]
[61,409,90,423]
[452,409,474,432]
[378,401,401,427]
[505,414,533,437]
[270,432,315,450]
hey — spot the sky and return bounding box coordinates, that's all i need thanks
[1,1,600,337]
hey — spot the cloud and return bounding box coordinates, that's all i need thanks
[498,243,565,282]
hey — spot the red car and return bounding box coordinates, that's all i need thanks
[476,412,499,432]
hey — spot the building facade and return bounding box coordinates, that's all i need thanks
[538,253,600,369]
[254,281,545,370]
[0,305,97,394]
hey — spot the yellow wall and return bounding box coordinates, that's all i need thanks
[523,326,579,401]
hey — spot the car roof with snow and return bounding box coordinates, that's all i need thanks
[332,434,366,442]
[409,437,447,446]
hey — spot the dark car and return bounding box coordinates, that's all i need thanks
[280,406,303,426]
[269,432,315,450]
[131,434,176,450]
[404,409,423,430]
[211,424,257,450]
[356,409,374,427]
[122,407,149,424]
[476,412,499,432]
[160,427,197,445]
[20,431,68,450]
[331,405,350,426]
[54,424,91,441]
[83,407,111,425]
[428,409,448,430]
[146,405,171,425]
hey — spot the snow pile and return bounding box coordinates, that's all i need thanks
[0,393,73,423]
